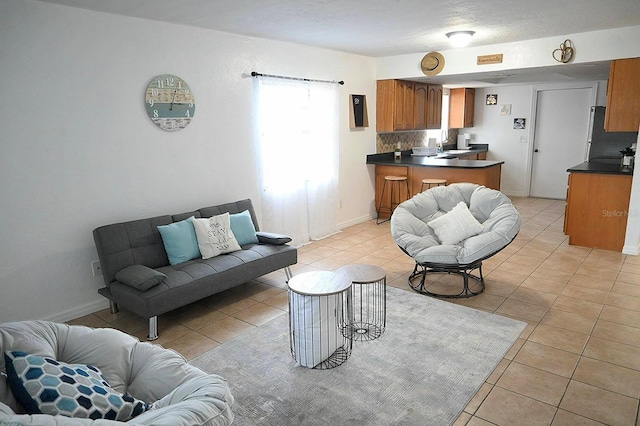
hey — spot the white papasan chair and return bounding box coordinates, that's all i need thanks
[0,321,234,425]
[391,183,521,298]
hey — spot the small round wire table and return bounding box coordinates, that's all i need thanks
[337,264,387,341]
[288,271,353,369]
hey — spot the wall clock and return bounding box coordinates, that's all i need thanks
[145,74,195,131]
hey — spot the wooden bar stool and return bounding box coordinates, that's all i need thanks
[376,175,409,224]
[420,178,447,192]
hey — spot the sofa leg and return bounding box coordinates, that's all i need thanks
[147,316,159,341]
[109,301,119,314]
[284,266,293,283]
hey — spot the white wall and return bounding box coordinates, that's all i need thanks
[463,82,607,197]
[0,0,377,323]
[623,132,640,255]
[463,85,535,196]
[377,26,640,80]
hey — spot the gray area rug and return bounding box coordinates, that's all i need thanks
[191,286,526,426]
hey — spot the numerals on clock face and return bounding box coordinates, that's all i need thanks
[145,74,196,131]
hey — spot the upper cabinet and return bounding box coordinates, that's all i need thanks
[449,88,475,129]
[414,83,443,130]
[377,80,443,132]
[377,79,413,132]
[605,58,640,132]
[413,83,428,130]
[394,80,415,131]
[427,85,443,129]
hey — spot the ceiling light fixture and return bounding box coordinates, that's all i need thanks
[446,30,475,48]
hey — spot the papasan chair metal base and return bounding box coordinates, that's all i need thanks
[408,260,485,298]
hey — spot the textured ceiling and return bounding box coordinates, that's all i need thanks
[35,0,640,57]
[34,0,640,85]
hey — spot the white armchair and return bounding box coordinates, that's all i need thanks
[391,183,521,298]
[0,321,234,425]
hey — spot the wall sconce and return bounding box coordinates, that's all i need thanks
[446,30,475,48]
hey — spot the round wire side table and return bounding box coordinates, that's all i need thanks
[337,264,387,341]
[288,271,353,369]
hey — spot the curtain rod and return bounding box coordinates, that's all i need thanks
[251,71,344,85]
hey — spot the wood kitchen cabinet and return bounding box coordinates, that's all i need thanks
[458,152,486,160]
[377,80,414,132]
[449,88,475,128]
[427,85,443,129]
[413,83,428,130]
[374,162,501,207]
[564,172,632,251]
[414,83,443,130]
[407,164,501,196]
[604,57,640,132]
[377,80,443,132]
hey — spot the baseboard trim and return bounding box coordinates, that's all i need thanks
[622,244,640,256]
[41,298,110,323]
[338,214,372,230]
[502,190,528,198]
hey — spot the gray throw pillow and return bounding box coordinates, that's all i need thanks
[115,265,166,291]
[256,231,292,245]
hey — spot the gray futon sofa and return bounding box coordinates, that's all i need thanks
[93,199,297,340]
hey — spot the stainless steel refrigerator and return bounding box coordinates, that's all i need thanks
[587,106,637,163]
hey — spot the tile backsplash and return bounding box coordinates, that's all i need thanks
[376,129,458,153]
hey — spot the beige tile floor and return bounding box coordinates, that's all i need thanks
[69,197,640,425]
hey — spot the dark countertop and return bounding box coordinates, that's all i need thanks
[367,145,502,169]
[567,161,633,176]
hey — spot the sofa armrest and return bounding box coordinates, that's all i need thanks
[255,231,292,245]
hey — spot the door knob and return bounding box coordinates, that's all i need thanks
[534,149,539,152]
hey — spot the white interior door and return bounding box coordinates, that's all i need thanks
[530,87,593,199]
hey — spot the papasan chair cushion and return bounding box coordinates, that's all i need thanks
[0,321,234,425]
[391,183,521,297]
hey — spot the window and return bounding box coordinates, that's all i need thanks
[255,76,339,245]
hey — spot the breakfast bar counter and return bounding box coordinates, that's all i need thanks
[366,156,500,168]
[367,150,504,220]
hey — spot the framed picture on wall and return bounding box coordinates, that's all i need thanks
[486,94,498,105]
[349,94,369,128]
[513,118,526,129]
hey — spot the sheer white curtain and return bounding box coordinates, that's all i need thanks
[256,76,339,246]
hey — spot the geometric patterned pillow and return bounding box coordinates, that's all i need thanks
[4,351,150,421]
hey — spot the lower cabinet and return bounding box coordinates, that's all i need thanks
[407,164,501,196]
[564,172,632,251]
[374,162,502,219]
[459,152,486,160]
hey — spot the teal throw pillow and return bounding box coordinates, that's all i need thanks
[4,351,149,421]
[157,217,201,265]
[229,210,259,246]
